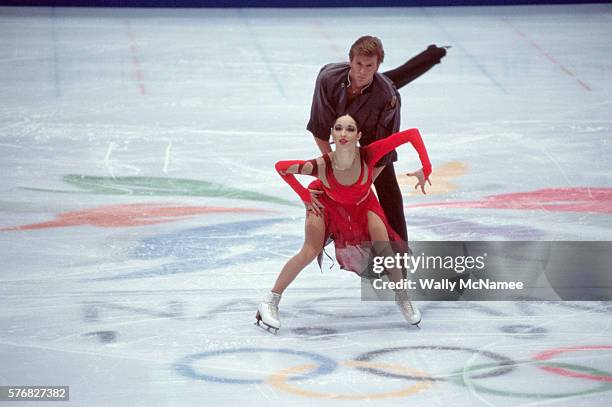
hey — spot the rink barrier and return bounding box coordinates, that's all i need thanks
[2,1,608,8]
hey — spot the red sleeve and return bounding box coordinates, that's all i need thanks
[364,128,432,178]
[275,160,318,204]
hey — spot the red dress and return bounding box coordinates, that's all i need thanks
[275,128,431,275]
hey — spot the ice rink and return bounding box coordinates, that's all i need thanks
[1,3,612,406]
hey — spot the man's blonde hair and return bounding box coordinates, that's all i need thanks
[349,36,385,64]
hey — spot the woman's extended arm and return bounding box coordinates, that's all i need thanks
[365,128,432,179]
[275,159,319,205]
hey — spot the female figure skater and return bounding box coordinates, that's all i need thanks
[256,114,432,333]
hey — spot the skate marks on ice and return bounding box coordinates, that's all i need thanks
[290,300,612,341]
[76,294,611,342]
[80,299,186,344]
[78,295,612,345]
[79,296,268,340]
[29,291,609,402]
[82,330,118,344]
[80,296,261,326]
[84,218,301,282]
[498,325,548,339]
[84,215,546,283]
[82,299,184,323]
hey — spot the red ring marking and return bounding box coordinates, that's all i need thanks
[534,345,612,382]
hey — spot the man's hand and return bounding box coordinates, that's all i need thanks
[407,168,432,195]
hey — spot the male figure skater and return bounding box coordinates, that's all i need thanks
[307,37,446,243]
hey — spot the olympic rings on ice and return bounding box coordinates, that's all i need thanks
[174,345,612,400]
[534,345,612,382]
[266,360,433,400]
[174,347,337,384]
[451,361,612,398]
[354,345,516,381]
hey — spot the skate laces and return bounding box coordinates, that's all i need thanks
[269,304,279,319]
[264,292,281,307]
[395,291,415,313]
[399,299,414,313]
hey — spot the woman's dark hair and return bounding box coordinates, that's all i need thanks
[335,114,360,131]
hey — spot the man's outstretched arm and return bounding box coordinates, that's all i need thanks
[382,45,449,90]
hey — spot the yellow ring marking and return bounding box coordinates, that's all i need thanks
[399,160,469,195]
[266,360,433,400]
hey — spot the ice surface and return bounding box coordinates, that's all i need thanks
[0,4,611,406]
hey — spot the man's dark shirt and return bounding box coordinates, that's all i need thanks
[307,62,401,167]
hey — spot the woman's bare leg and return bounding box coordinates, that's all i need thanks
[367,211,404,283]
[271,212,325,295]
[367,211,421,325]
[257,212,326,331]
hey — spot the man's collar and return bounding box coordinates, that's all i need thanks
[346,70,373,94]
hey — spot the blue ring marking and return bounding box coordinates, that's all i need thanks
[174,347,337,384]
[85,217,302,282]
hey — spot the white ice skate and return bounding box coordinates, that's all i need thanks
[255,292,281,334]
[395,291,421,327]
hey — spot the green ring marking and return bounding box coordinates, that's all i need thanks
[450,361,612,399]
[23,175,300,207]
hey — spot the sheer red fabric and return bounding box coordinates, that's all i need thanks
[276,128,430,275]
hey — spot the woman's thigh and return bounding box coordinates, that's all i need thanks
[367,211,390,242]
[303,212,326,254]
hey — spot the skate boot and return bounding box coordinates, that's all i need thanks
[395,290,421,327]
[255,291,281,334]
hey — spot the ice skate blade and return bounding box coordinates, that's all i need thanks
[254,311,279,335]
